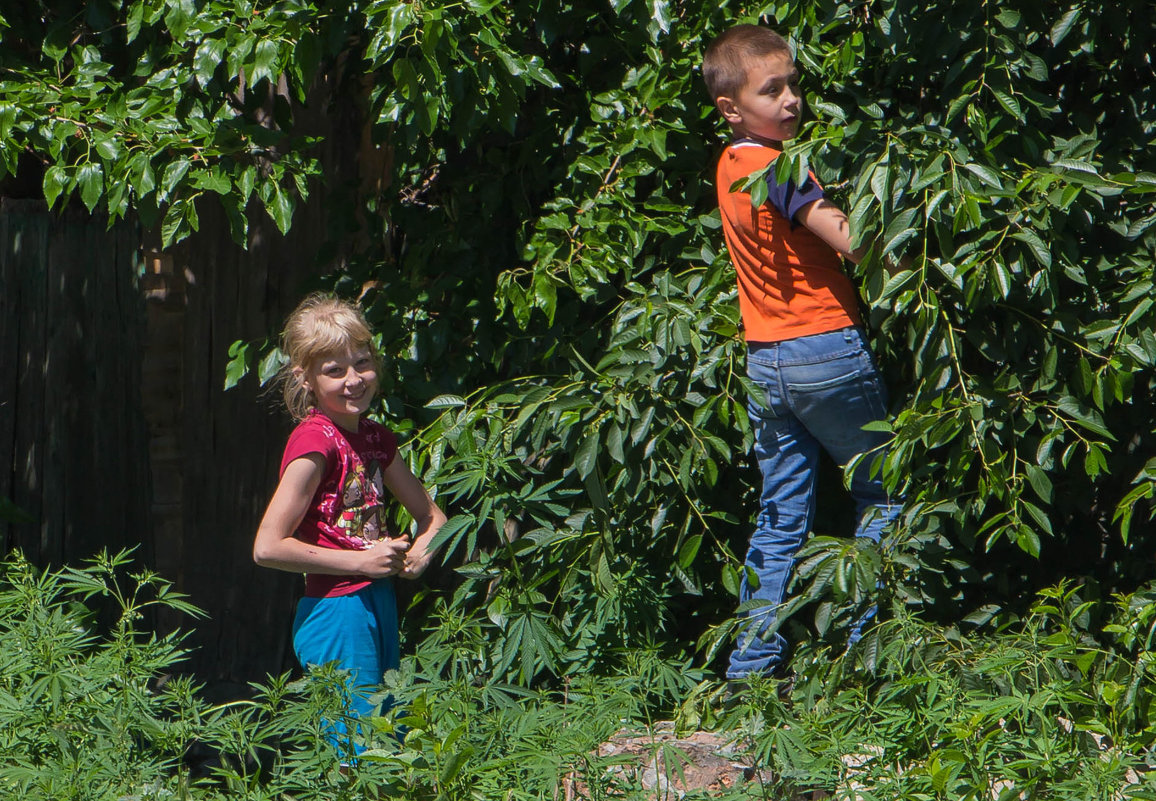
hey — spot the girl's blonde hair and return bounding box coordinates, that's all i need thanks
[278,293,381,420]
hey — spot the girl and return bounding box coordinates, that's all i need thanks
[253,293,445,753]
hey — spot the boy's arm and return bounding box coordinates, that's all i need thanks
[797,198,908,274]
[796,198,867,263]
[382,456,447,580]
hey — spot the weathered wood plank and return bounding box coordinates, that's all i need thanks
[1,201,149,566]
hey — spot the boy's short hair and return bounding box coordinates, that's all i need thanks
[703,24,791,101]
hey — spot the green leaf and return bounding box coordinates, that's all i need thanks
[575,434,599,480]
[368,3,415,62]
[161,198,191,247]
[425,395,467,409]
[250,39,279,86]
[964,162,1002,189]
[262,180,294,235]
[1023,463,1053,503]
[159,158,190,202]
[43,165,70,209]
[992,89,1022,120]
[77,162,104,212]
[193,37,227,87]
[1052,158,1098,176]
[1050,6,1081,44]
[988,261,1012,299]
[677,534,703,569]
[93,133,122,162]
[605,423,624,463]
[649,0,672,34]
[720,564,740,597]
[224,340,250,390]
[126,1,145,43]
[257,347,285,386]
[1011,230,1052,268]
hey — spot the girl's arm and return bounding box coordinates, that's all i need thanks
[253,454,410,578]
[382,456,447,580]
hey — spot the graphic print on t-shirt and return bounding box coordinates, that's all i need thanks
[335,458,387,547]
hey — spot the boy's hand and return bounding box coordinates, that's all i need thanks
[354,534,410,578]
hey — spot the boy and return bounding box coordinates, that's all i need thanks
[703,24,900,681]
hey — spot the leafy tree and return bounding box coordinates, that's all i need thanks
[3,0,1155,686]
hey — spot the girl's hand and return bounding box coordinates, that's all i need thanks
[400,541,433,580]
[383,455,447,581]
[353,534,410,578]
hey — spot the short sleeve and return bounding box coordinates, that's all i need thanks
[281,423,337,476]
[765,166,826,224]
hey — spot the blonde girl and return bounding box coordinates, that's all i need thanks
[253,293,445,754]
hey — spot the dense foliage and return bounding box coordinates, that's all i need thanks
[4,0,1156,786]
[8,551,1156,800]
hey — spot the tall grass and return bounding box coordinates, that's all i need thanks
[3,551,1155,799]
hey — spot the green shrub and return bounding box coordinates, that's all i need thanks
[707,582,1156,801]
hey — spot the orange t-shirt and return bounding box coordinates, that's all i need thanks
[716,141,861,343]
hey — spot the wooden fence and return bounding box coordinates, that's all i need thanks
[0,200,152,566]
[0,74,394,692]
[1,195,330,689]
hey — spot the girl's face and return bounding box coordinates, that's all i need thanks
[300,346,378,432]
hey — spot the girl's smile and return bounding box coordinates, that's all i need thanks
[302,347,379,431]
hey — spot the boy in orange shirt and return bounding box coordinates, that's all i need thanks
[704,24,900,681]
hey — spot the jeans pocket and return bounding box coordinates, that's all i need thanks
[788,366,863,393]
[785,353,865,395]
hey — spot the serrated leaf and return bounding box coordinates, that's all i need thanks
[159,157,190,202]
[43,165,69,209]
[649,0,672,33]
[257,347,286,386]
[194,37,227,87]
[575,433,599,480]
[1023,463,1053,503]
[1011,230,1052,268]
[263,180,294,234]
[964,162,1002,189]
[992,89,1022,120]
[250,39,279,86]
[77,162,104,212]
[1052,158,1098,176]
[425,395,467,409]
[1050,6,1081,44]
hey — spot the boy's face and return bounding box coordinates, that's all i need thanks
[716,51,802,145]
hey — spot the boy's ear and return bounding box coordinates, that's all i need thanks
[716,96,743,126]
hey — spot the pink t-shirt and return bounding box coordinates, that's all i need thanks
[280,409,399,597]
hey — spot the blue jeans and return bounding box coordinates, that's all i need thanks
[727,327,899,679]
